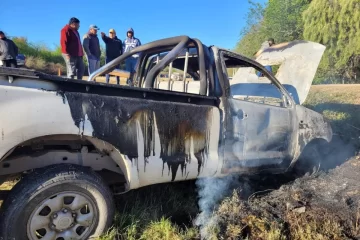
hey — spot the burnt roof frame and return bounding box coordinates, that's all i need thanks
[88,35,208,95]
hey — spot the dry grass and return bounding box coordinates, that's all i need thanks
[0,180,17,191]
[25,56,66,75]
[214,191,287,240]
[308,84,360,105]
[214,190,349,240]
[286,211,345,240]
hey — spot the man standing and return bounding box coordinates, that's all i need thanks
[60,17,84,79]
[83,25,101,75]
[101,29,122,84]
[123,28,141,85]
[0,31,19,68]
[255,38,275,76]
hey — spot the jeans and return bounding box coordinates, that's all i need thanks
[87,55,100,75]
[62,54,84,79]
[125,57,138,85]
[257,65,272,77]
[105,57,120,84]
[2,59,17,68]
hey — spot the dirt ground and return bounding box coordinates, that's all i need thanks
[212,154,360,239]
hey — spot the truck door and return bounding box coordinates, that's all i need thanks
[218,51,296,174]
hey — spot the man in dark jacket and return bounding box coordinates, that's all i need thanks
[101,29,122,84]
[60,17,84,79]
[83,25,101,75]
[0,31,19,68]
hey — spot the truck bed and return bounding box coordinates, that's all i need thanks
[0,67,217,106]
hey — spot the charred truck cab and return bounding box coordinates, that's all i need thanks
[0,36,331,239]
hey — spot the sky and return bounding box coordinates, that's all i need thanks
[0,0,266,50]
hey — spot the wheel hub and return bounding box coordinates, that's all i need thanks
[27,192,97,239]
[51,208,75,231]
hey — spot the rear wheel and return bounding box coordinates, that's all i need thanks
[0,164,114,240]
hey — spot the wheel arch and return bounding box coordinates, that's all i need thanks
[290,137,330,169]
[0,134,134,191]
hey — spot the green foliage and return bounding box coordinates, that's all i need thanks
[235,0,266,57]
[303,0,360,83]
[263,0,311,42]
[9,36,108,76]
[10,37,66,75]
[235,0,310,58]
[12,37,63,64]
[237,0,360,84]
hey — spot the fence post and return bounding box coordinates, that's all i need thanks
[58,68,61,76]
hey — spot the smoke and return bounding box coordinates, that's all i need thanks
[320,135,358,170]
[194,174,242,239]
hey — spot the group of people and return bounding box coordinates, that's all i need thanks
[3,19,276,84]
[0,31,19,68]
[60,17,141,84]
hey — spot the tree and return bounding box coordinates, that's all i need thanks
[303,0,360,83]
[235,0,267,57]
[235,0,310,57]
[262,0,311,42]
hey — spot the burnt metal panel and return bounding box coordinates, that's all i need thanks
[222,99,293,174]
[65,92,218,181]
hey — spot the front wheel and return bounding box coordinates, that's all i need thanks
[0,164,115,240]
[291,140,330,176]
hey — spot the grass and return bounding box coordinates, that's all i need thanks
[304,84,360,147]
[0,84,360,239]
[213,190,348,240]
[287,212,345,240]
[95,182,199,240]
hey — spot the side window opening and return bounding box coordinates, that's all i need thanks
[141,47,204,95]
[224,54,289,108]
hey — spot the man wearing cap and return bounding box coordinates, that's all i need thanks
[101,29,123,84]
[83,25,101,75]
[123,28,141,86]
[60,17,84,79]
[0,31,19,68]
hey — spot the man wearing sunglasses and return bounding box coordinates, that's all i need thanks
[101,29,123,84]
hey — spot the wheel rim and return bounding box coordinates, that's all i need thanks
[27,191,97,240]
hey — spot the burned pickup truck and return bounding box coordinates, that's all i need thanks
[0,36,331,239]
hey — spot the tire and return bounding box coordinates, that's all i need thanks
[0,164,115,240]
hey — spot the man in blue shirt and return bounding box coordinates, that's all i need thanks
[123,28,141,86]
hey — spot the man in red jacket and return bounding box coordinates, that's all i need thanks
[60,17,84,79]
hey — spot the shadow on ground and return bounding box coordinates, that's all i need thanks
[305,102,360,169]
